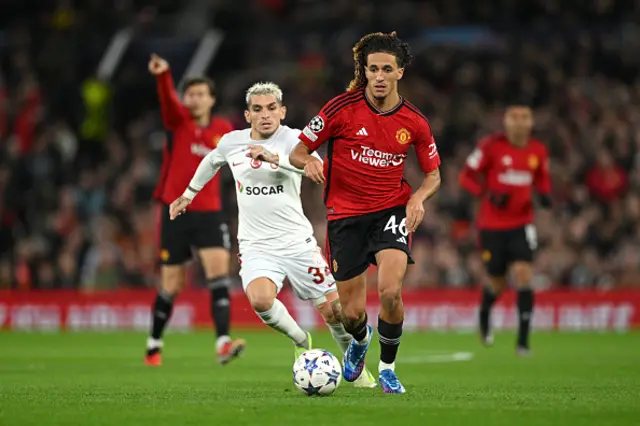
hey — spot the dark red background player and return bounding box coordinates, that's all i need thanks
[459,104,552,355]
[290,32,441,394]
[145,54,244,366]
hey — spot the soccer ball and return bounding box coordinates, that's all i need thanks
[292,349,342,396]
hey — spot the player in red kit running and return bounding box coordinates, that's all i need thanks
[145,54,245,366]
[458,103,552,356]
[290,32,441,393]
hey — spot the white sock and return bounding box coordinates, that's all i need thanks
[216,335,231,351]
[327,322,352,354]
[256,299,308,347]
[379,360,395,373]
[147,337,163,350]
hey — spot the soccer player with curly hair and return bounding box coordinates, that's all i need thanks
[290,32,442,393]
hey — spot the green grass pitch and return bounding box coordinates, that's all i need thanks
[1,330,639,426]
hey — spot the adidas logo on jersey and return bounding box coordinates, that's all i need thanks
[396,236,407,244]
[356,127,368,136]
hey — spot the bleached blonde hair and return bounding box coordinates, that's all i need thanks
[245,81,283,106]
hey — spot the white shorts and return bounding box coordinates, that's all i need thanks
[239,244,336,301]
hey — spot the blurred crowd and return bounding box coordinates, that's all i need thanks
[1,0,640,291]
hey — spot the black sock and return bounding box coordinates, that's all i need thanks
[479,287,497,337]
[378,317,402,364]
[209,276,232,338]
[151,290,174,340]
[517,288,534,348]
[344,312,368,342]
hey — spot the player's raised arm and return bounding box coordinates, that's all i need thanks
[169,143,228,219]
[149,53,189,130]
[406,121,442,232]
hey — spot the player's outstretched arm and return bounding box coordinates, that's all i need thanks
[149,53,188,130]
[170,147,227,219]
[289,143,324,184]
[406,168,441,232]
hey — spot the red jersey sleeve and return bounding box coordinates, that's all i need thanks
[214,117,234,135]
[156,70,190,130]
[459,137,492,197]
[534,144,551,195]
[298,95,348,152]
[413,118,441,173]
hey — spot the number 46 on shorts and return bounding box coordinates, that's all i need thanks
[384,214,409,244]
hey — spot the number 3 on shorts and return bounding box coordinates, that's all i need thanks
[524,224,538,250]
[307,266,332,284]
[384,215,408,237]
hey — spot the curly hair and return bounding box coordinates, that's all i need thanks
[347,31,413,92]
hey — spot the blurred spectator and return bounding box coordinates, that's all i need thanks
[0,0,639,290]
[586,148,628,203]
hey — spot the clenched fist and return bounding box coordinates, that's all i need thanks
[148,53,169,75]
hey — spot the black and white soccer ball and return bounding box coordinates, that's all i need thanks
[308,116,325,133]
[292,349,342,396]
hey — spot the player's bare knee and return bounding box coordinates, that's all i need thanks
[378,285,402,313]
[247,293,275,313]
[160,265,186,296]
[342,303,365,325]
[199,248,230,278]
[488,276,507,294]
[512,262,533,288]
[246,278,277,313]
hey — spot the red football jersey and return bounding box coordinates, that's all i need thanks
[459,132,551,230]
[153,71,233,211]
[299,89,441,220]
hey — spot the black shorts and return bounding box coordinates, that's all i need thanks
[158,205,231,265]
[326,205,414,281]
[478,225,537,277]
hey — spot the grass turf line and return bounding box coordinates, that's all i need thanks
[1,331,638,426]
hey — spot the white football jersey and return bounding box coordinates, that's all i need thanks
[187,125,321,254]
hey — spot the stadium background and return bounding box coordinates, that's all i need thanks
[0,0,639,331]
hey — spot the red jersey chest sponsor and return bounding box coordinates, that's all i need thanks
[478,138,545,229]
[325,102,416,219]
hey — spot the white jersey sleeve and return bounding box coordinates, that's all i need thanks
[182,135,234,199]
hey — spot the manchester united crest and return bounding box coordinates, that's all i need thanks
[332,259,338,273]
[396,128,411,145]
[528,155,539,170]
